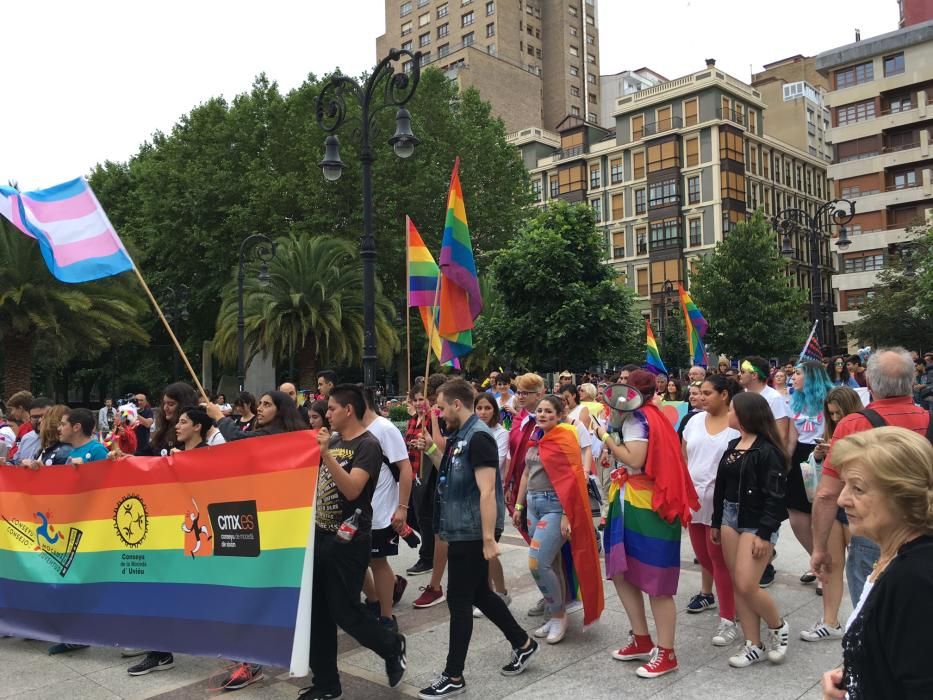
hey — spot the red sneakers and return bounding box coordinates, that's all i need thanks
[635,647,678,678]
[611,631,654,661]
[412,584,446,608]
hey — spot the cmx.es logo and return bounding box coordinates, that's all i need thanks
[207,500,261,557]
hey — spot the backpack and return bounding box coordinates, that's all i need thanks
[858,407,933,445]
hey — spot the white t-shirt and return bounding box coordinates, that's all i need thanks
[789,404,825,445]
[0,424,16,449]
[365,416,409,530]
[756,385,790,421]
[846,578,874,632]
[207,429,227,446]
[683,412,740,525]
[491,424,509,475]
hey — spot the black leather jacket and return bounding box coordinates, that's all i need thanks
[711,436,788,540]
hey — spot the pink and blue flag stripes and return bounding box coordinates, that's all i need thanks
[0,178,133,283]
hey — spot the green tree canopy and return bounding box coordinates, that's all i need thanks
[690,210,809,359]
[478,201,641,371]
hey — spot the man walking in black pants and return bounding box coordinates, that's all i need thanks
[300,384,407,700]
[414,379,538,699]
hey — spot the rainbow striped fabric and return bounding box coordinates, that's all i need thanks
[0,178,133,283]
[603,478,682,596]
[645,320,668,375]
[0,432,319,674]
[678,283,708,367]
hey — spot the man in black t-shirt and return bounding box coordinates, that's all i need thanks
[133,393,154,455]
[302,384,406,700]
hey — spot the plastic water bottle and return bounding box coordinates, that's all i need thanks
[336,508,362,543]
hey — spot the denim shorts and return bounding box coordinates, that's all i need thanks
[721,500,779,545]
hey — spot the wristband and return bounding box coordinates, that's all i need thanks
[397,504,409,510]
[514,504,525,511]
[601,432,612,444]
[425,443,438,456]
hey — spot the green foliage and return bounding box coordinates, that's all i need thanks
[213,234,399,388]
[479,201,642,371]
[387,404,412,422]
[846,223,933,351]
[658,307,691,373]
[690,210,809,359]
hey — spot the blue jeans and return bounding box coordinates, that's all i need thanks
[721,500,779,545]
[527,490,566,616]
[846,535,879,605]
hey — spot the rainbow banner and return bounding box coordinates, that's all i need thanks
[678,283,708,367]
[644,320,667,375]
[0,432,320,674]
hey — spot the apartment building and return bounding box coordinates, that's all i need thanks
[599,67,667,127]
[816,19,933,348]
[509,61,830,328]
[376,0,601,132]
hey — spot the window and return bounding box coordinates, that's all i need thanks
[570,85,580,97]
[569,45,579,56]
[402,40,412,51]
[587,53,596,64]
[685,137,699,167]
[437,3,449,17]
[438,42,450,57]
[571,105,581,116]
[886,94,913,113]
[419,32,431,46]
[835,61,874,89]
[531,179,542,201]
[633,151,645,179]
[419,11,430,26]
[632,114,644,140]
[527,24,533,35]
[649,218,680,249]
[586,13,594,24]
[610,158,623,184]
[722,208,745,234]
[486,0,495,15]
[401,20,413,35]
[656,105,672,131]
[636,267,649,295]
[550,177,559,198]
[588,92,597,104]
[569,4,578,15]
[748,109,758,135]
[648,178,679,207]
[420,51,431,65]
[836,100,876,125]
[719,128,744,163]
[612,230,625,258]
[590,197,602,222]
[844,253,885,273]
[557,164,586,194]
[636,227,647,256]
[684,98,698,127]
[611,193,624,219]
[401,1,413,16]
[647,140,678,172]
[721,171,746,201]
[419,0,429,5]
[536,47,542,59]
[688,218,702,246]
[486,22,495,36]
[463,31,474,46]
[403,60,413,74]
[749,145,758,175]
[687,175,700,204]
[569,65,579,76]
[462,11,474,26]
[884,52,905,77]
[569,25,578,36]
[635,188,646,214]
[590,163,601,188]
[891,169,918,189]
[487,43,496,54]
[438,23,448,37]
[587,34,594,45]
[587,73,596,84]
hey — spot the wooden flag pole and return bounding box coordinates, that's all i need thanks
[405,222,413,393]
[423,273,442,382]
[130,265,208,400]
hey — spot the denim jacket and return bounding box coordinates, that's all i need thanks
[434,414,505,542]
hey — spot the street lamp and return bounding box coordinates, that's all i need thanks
[656,279,676,343]
[772,199,855,355]
[163,285,189,381]
[237,233,277,392]
[314,49,422,390]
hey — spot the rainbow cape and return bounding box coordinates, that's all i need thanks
[0,432,320,674]
[407,216,459,367]
[645,319,667,375]
[437,158,482,363]
[678,283,708,367]
[533,423,605,627]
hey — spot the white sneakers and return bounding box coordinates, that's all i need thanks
[712,618,739,647]
[728,641,766,668]
[799,619,843,642]
[728,619,789,668]
[533,616,568,644]
[473,592,512,618]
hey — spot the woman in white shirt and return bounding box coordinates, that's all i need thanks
[682,374,741,647]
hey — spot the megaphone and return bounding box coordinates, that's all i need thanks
[601,383,645,431]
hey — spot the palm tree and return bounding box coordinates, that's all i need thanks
[213,234,400,387]
[0,219,149,395]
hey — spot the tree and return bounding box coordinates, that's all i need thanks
[846,223,933,351]
[690,211,809,359]
[479,201,642,371]
[213,234,399,388]
[0,219,149,395]
[658,307,691,375]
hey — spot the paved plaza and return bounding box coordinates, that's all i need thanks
[1,521,846,700]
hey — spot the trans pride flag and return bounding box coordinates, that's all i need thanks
[0,177,133,283]
[0,432,320,674]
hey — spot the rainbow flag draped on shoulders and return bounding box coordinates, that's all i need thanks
[532,423,604,627]
[678,283,708,367]
[0,432,320,674]
[645,320,667,375]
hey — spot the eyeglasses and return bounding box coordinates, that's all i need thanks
[29,415,43,423]
[516,390,540,397]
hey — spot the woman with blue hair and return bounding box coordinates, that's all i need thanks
[786,361,835,585]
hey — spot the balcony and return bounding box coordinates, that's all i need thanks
[553,144,585,161]
[642,116,683,137]
[717,107,746,127]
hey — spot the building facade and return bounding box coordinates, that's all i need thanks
[599,67,667,127]
[816,20,933,348]
[510,61,831,330]
[376,0,601,132]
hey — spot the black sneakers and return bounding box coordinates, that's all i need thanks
[127,652,174,675]
[759,563,775,588]
[500,638,539,676]
[418,673,467,699]
[386,634,407,688]
[296,686,342,700]
[406,559,433,576]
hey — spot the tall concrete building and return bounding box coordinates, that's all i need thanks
[816,19,933,348]
[510,61,830,330]
[376,0,601,132]
[752,55,833,163]
[599,67,667,127]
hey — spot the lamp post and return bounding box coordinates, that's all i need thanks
[237,234,277,392]
[163,285,189,381]
[656,279,676,343]
[314,49,422,390]
[772,199,855,355]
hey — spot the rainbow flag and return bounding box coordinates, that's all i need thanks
[438,158,482,363]
[0,432,320,674]
[678,283,708,367]
[645,320,667,375]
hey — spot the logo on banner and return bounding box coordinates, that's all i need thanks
[207,500,261,557]
[113,494,149,548]
[181,498,213,558]
[1,512,83,577]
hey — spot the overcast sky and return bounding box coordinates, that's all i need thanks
[3,0,893,190]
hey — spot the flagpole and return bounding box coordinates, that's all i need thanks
[130,264,208,400]
[423,274,442,382]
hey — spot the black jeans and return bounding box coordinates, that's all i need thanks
[444,539,529,678]
[310,530,401,690]
[413,467,437,563]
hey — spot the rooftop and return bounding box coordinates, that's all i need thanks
[816,19,933,72]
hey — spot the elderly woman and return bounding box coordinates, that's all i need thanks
[821,426,933,699]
